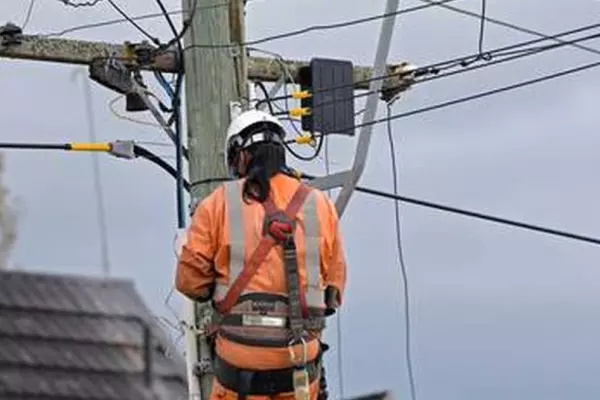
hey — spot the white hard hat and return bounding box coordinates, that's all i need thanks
[224,109,286,176]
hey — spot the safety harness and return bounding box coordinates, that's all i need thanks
[208,180,328,398]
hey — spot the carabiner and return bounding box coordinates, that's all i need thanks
[288,336,308,366]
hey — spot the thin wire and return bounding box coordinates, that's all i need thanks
[58,0,103,7]
[155,0,179,36]
[353,58,600,132]
[266,22,600,112]
[386,104,416,400]
[355,185,600,247]
[22,0,36,30]
[295,51,600,138]
[185,0,460,49]
[477,0,487,55]
[106,0,161,45]
[322,132,345,399]
[73,69,111,277]
[44,3,228,37]
[419,0,600,58]
[108,95,163,128]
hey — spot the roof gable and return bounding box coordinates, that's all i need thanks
[0,270,188,400]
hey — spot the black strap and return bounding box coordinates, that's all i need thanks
[283,238,306,343]
[214,355,321,396]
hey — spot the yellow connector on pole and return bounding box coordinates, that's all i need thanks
[295,135,314,145]
[289,107,311,118]
[291,91,312,100]
[69,143,112,152]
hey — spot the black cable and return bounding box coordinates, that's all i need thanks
[354,186,600,247]
[4,137,600,248]
[286,41,600,144]
[477,0,487,56]
[417,29,600,85]
[0,143,70,150]
[184,172,600,247]
[420,0,600,58]
[160,0,199,50]
[253,81,276,114]
[58,0,103,7]
[155,0,180,41]
[46,2,228,37]
[386,104,416,400]
[154,0,187,228]
[106,0,161,46]
[351,58,600,133]
[22,0,36,30]
[270,22,600,114]
[184,0,460,49]
[134,145,191,192]
[253,79,324,162]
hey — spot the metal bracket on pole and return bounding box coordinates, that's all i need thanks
[131,80,178,144]
[309,0,402,217]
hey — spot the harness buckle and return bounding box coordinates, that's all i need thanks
[288,337,308,367]
[264,211,296,244]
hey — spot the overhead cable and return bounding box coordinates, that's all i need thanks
[45,2,228,37]
[353,57,600,131]
[22,0,36,30]
[419,0,600,58]
[184,0,461,49]
[273,23,600,115]
[385,103,417,400]
[9,139,600,248]
[57,0,103,7]
[291,53,600,138]
[356,186,600,247]
[106,0,161,45]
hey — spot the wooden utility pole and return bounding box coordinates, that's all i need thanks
[180,0,248,398]
[0,11,415,399]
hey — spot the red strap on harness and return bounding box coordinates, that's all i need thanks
[216,183,312,315]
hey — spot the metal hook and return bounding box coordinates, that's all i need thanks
[288,336,308,366]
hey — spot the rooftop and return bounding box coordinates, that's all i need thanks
[0,269,188,400]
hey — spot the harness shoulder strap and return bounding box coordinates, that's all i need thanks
[216,183,312,315]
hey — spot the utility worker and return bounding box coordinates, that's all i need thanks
[175,109,347,400]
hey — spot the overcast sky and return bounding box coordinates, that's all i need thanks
[2,0,600,399]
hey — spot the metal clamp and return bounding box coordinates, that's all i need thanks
[288,337,308,367]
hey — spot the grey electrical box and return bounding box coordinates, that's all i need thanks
[298,58,355,136]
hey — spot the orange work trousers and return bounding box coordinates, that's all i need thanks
[209,377,321,400]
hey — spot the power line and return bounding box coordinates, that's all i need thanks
[353,57,600,132]
[184,0,461,49]
[45,3,228,37]
[386,103,417,400]
[416,29,600,85]
[322,127,345,400]
[355,186,600,247]
[288,53,600,138]
[419,0,600,58]
[275,22,600,116]
[105,0,161,45]
[58,0,103,7]
[4,135,600,248]
[22,0,36,30]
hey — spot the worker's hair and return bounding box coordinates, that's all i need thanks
[242,138,286,203]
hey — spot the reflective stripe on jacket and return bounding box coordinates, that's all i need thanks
[213,180,326,347]
[175,173,347,370]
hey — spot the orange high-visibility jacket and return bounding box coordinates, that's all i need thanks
[175,173,347,371]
